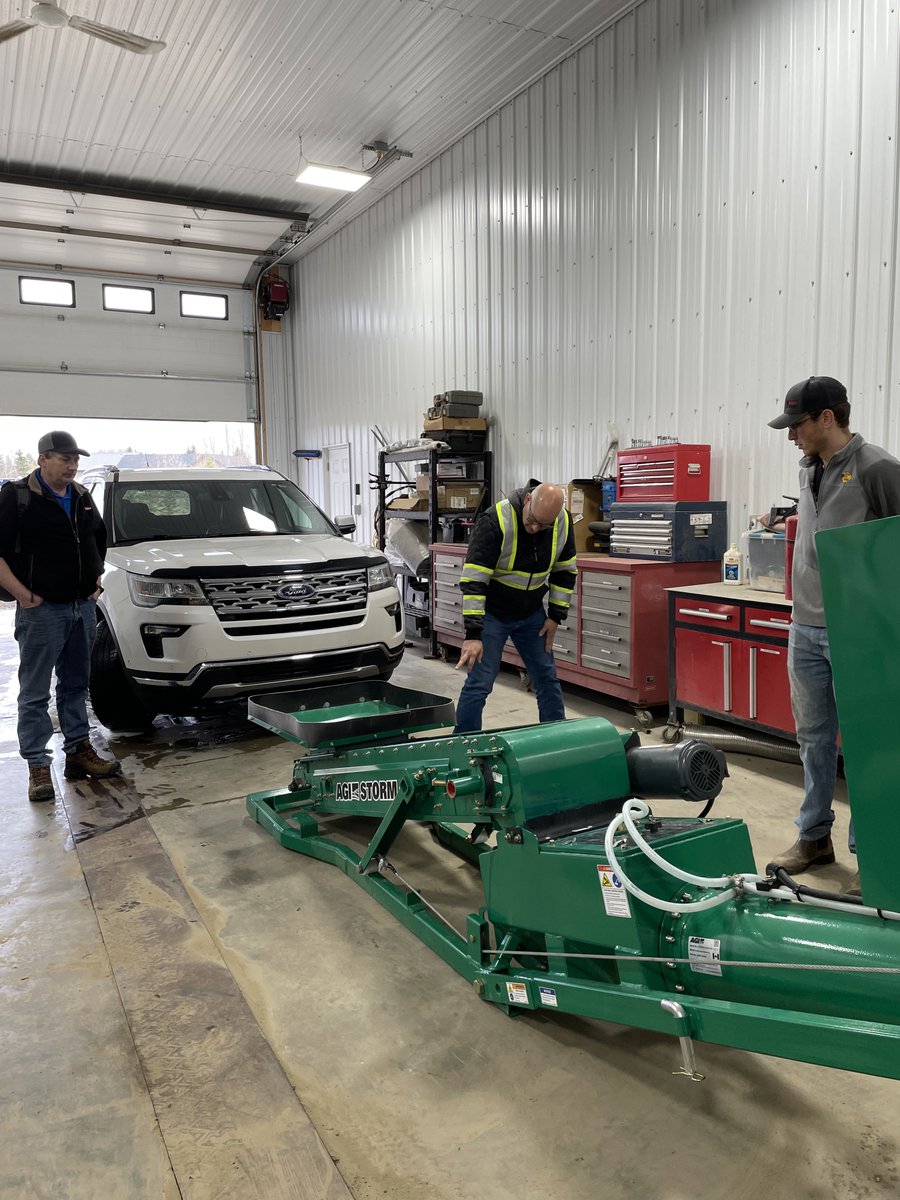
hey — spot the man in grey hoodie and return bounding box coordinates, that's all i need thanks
[768,377,900,894]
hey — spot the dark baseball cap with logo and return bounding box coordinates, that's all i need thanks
[768,376,848,429]
[37,430,90,456]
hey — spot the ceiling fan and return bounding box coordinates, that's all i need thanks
[0,2,166,54]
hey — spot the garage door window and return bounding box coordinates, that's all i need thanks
[103,284,155,314]
[180,291,228,320]
[19,277,76,307]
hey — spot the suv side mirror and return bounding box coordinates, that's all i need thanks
[334,515,356,536]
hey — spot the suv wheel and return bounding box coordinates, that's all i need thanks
[90,621,156,731]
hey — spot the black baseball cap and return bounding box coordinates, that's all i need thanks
[37,430,90,456]
[768,376,848,429]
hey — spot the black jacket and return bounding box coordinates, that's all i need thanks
[459,485,577,637]
[0,473,107,602]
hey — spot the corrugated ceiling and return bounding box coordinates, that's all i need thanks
[0,0,634,279]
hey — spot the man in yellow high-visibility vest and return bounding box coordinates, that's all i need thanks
[454,480,576,732]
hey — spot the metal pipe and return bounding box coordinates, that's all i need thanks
[667,724,801,764]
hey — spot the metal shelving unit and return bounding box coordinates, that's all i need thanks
[377,446,492,650]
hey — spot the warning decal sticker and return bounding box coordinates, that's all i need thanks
[597,866,631,917]
[506,981,529,1005]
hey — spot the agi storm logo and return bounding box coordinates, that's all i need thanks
[335,779,399,802]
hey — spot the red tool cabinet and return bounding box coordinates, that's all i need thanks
[668,583,795,737]
[616,444,711,502]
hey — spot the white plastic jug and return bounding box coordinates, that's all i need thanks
[722,541,743,585]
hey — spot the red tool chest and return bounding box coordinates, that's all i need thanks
[617,444,711,502]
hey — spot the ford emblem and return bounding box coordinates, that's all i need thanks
[279,582,315,599]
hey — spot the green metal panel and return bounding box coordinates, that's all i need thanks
[482,817,754,952]
[489,719,632,818]
[817,515,900,911]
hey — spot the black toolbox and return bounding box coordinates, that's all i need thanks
[609,501,727,561]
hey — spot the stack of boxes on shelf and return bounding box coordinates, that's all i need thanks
[422,390,488,452]
[608,442,728,561]
[418,390,489,538]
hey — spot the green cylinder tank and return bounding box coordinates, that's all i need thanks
[662,895,900,1025]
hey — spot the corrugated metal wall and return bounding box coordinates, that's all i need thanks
[281,0,900,544]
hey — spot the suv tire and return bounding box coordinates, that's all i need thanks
[90,620,156,732]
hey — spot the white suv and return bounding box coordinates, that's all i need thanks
[80,466,404,729]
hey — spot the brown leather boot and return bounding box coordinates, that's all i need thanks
[28,765,55,802]
[768,835,835,874]
[64,740,122,781]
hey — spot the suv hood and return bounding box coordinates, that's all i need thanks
[107,533,384,574]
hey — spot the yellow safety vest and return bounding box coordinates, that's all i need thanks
[460,498,575,623]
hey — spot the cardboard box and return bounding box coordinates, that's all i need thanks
[388,495,427,512]
[416,465,469,496]
[437,461,468,478]
[422,416,488,432]
[437,483,484,512]
[567,479,604,552]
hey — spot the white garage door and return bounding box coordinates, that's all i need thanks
[1,269,251,423]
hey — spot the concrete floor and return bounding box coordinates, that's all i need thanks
[1,602,899,1200]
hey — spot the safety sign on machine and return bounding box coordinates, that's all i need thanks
[688,936,722,976]
[506,981,529,1005]
[597,866,631,917]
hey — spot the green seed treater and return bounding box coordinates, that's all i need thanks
[247,517,900,1082]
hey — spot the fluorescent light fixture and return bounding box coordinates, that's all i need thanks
[295,158,372,192]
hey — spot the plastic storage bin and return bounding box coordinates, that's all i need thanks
[746,530,786,593]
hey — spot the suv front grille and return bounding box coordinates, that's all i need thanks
[199,568,368,630]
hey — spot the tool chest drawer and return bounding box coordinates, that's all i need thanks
[582,644,630,677]
[581,613,630,646]
[582,572,632,602]
[671,599,741,630]
[743,607,792,641]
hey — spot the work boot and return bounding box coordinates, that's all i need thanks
[28,765,55,802]
[64,740,122,781]
[842,872,862,897]
[767,835,835,875]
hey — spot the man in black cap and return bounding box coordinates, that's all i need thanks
[0,430,120,802]
[768,378,900,893]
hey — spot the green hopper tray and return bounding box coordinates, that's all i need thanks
[247,680,456,748]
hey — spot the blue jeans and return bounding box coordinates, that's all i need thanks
[454,608,566,733]
[14,600,98,767]
[787,621,851,850]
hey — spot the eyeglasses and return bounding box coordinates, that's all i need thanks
[525,499,555,530]
[789,412,821,431]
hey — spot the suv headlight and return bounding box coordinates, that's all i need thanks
[367,562,393,592]
[127,573,208,607]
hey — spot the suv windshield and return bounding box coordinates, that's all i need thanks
[110,478,337,544]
